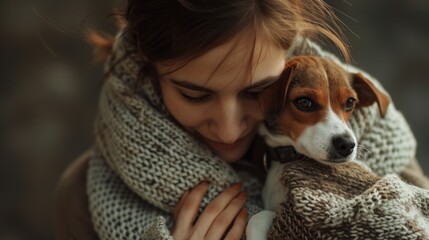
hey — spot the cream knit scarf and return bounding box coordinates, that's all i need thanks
[87,31,418,239]
[91,32,240,212]
[87,32,264,239]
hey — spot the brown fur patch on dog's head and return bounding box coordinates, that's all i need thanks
[259,56,390,139]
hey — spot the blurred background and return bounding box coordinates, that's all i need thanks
[0,0,428,239]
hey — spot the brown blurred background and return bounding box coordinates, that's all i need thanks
[0,0,428,239]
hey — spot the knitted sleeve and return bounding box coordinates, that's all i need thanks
[87,152,264,239]
[290,39,417,175]
[87,155,174,240]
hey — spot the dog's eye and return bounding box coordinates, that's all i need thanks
[294,97,319,112]
[345,98,357,112]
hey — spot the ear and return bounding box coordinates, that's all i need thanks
[259,61,297,127]
[352,73,390,118]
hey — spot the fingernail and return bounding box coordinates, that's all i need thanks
[238,191,247,199]
[231,182,243,190]
[240,208,248,218]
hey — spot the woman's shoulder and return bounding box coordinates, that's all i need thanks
[55,149,99,239]
[57,149,91,191]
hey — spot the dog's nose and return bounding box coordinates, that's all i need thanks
[332,135,355,157]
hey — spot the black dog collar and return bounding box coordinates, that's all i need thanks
[263,146,304,171]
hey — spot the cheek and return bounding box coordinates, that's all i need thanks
[277,106,325,140]
[331,104,353,122]
[340,112,353,122]
[161,83,208,128]
[243,100,265,122]
[277,113,307,140]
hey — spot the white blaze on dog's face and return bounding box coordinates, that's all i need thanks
[296,108,357,163]
[259,56,389,164]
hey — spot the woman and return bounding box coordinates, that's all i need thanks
[55,0,429,239]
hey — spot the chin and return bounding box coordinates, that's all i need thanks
[215,148,247,163]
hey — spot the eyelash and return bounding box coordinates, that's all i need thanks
[179,89,265,104]
[242,90,263,99]
[179,92,212,103]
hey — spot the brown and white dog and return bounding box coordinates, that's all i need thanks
[246,55,390,239]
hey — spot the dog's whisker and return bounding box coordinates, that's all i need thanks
[356,147,366,157]
[356,150,364,160]
[356,144,371,159]
[358,144,371,153]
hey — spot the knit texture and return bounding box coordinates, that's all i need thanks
[268,159,429,240]
[87,32,263,240]
[87,30,417,239]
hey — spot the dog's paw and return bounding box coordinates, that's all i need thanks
[246,210,276,240]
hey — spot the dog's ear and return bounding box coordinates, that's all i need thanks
[352,73,390,117]
[259,61,297,127]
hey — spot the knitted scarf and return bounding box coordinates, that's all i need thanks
[87,32,264,239]
[87,31,417,239]
[268,159,429,239]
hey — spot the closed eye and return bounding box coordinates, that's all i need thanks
[240,79,278,100]
[240,88,266,99]
[179,91,212,103]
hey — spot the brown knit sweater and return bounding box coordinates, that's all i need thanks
[268,159,429,240]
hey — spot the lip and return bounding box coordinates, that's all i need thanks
[204,136,247,152]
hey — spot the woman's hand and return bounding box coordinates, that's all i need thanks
[172,182,248,240]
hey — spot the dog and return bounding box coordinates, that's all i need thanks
[246,55,390,240]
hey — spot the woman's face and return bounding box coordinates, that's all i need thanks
[157,35,287,162]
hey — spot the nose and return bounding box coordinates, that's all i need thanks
[210,99,246,143]
[332,134,356,157]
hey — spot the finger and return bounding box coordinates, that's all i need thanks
[224,208,248,240]
[205,192,247,240]
[191,182,243,238]
[172,190,190,238]
[174,181,209,230]
[174,190,189,220]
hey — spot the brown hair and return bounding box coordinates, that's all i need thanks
[90,0,350,77]
[125,0,349,62]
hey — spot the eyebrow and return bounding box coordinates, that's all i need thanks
[170,76,279,93]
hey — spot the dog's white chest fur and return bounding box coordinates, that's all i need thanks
[262,161,286,211]
[246,161,286,240]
